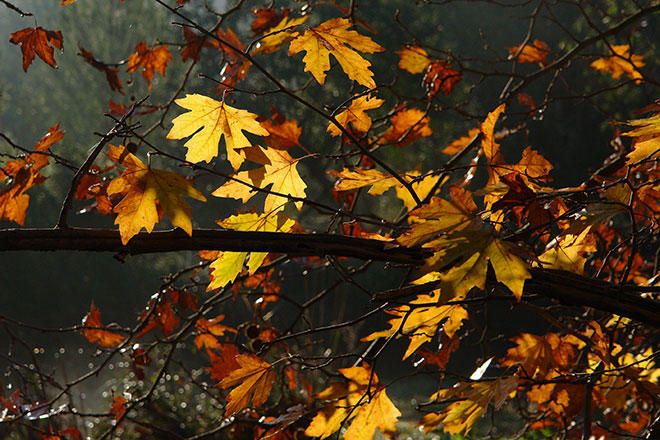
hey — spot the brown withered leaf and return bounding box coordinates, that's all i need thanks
[126,42,172,89]
[9,27,63,72]
[81,303,125,348]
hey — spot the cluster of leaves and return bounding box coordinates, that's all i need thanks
[0,1,658,439]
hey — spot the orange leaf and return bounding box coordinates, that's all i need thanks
[106,145,206,244]
[378,107,433,146]
[81,303,124,348]
[9,27,63,72]
[508,39,550,65]
[423,60,461,98]
[110,396,127,421]
[590,44,645,82]
[219,354,275,416]
[1,125,64,224]
[126,42,172,89]
[207,344,241,381]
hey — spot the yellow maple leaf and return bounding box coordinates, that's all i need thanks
[622,112,660,165]
[590,44,645,82]
[420,376,517,435]
[397,45,431,74]
[166,94,269,169]
[397,186,477,247]
[328,94,384,136]
[254,15,308,54]
[425,227,531,300]
[219,354,275,416]
[106,145,206,245]
[362,292,468,360]
[288,17,384,88]
[305,365,400,440]
[212,145,307,213]
[207,212,295,290]
[330,168,440,211]
[538,227,596,275]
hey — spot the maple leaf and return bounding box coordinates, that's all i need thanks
[126,42,172,89]
[288,18,384,88]
[622,112,660,164]
[328,94,384,136]
[106,145,206,245]
[255,15,308,54]
[1,125,64,225]
[81,303,125,348]
[423,60,461,98]
[305,365,400,440]
[180,27,210,62]
[398,186,478,247]
[167,94,269,168]
[79,47,123,93]
[590,44,645,82]
[207,212,295,290]
[251,8,287,35]
[194,315,237,352]
[508,39,550,64]
[220,354,275,416]
[9,27,63,72]
[538,227,596,275]
[442,127,480,155]
[424,226,531,300]
[212,145,307,213]
[207,344,241,381]
[378,107,433,146]
[260,113,303,150]
[420,376,518,435]
[500,332,579,379]
[397,45,431,74]
[363,292,468,359]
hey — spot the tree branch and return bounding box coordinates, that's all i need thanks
[0,227,658,327]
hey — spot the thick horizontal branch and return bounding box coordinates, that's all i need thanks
[0,228,427,264]
[1,228,658,327]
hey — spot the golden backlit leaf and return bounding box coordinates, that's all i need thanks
[362,292,468,360]
[420,376,517,435]
[167,94,269,168]
[305,365,400,440]
[538,227,596,275]
[212,145,307,212]
[622,112,660,164]
[207,212,295,290]
[508,39,550,64]
[220,354,275,416]
[255,15,308,54]
[106,145,206,245]
[288,18,384,88]
[425,227,530,300]
[397,45,431,74]
[590,44,645,82]
[327,94,384,136]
